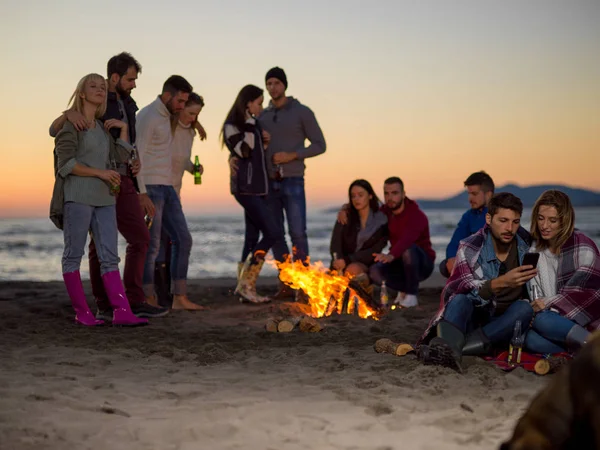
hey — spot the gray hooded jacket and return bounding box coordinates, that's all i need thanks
[258,97,326,179]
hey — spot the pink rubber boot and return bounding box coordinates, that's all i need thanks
[63,271,105,326]
[101,270,148,326]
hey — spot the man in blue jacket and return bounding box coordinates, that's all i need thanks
[440,171,495,278]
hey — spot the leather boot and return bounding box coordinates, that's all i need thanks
[102,271,148,326]
[566,324,590,352]
[419,321,465,372]
[462,328,491,356]
[238,260,269,304]
[63,271,105,326]
[154,262,172,308]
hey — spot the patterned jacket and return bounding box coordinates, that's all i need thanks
[540,230,600,331]
[418,225,531,346]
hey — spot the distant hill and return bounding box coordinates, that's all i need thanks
[415,184,600,209]
[321,184,600,213]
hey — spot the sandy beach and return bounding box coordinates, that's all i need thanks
[0,276,548,450]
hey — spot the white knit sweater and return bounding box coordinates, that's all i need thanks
[171,121,196,198]
[135,97,174,193]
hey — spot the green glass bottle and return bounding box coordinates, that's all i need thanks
[193,155,202,185]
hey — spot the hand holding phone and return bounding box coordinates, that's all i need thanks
[522,252,540,268]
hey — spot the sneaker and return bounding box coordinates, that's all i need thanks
[396,293,419,308]
[131,302,170,318]
[95,309,113,321]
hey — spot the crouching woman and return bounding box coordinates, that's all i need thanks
[525,190,600,354]
[330,179,387,288]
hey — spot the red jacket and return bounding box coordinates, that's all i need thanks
[382,198,435,262]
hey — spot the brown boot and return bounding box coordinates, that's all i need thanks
[236,262,244,281]
[238,260,269,304]
[270,279,296,301]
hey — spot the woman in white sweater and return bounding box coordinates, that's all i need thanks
[170,93,206,198]
[154,93,206,305]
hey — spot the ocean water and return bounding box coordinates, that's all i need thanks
[1,208,599,282]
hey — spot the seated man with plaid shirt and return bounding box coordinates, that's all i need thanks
[417,193,538,372]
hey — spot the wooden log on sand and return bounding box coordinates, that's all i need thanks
[374,338,414,357]
[265,318,279,333]
[299,317,323,333]
[277,316,302,333]
[534,356,569,375]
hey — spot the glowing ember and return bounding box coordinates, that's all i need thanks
[270,257,380,320]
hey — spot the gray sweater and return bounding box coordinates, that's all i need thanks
[50,121,131,229]
[258,97,326,179]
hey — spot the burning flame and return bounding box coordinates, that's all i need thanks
[270,257,380,320]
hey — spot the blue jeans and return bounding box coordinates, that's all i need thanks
[443,294,534,344]
[369,245,434,295]
[143,185,192,296]
[62,202,118,275]
[268,177,303,263]
[235,194,283,264]
[524,311,577,354]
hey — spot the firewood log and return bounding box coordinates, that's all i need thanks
[534,356,569,375]
[265,319,279,333]
[299,317,323,333]
[374,338,414,356]
[277,316,302,333]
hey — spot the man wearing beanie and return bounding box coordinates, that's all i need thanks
[259,67,327,299]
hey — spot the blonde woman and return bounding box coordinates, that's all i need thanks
[170,92,206,197]
[50,73,147,326]
[524,190,600,353]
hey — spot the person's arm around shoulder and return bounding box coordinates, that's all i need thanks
[49,110,89,138]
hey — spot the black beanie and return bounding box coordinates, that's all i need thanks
[265,67,288,89]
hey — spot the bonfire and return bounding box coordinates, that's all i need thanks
[270,257,381,320]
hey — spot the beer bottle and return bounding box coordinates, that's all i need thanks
[380,281,389,308]
[193,155,202,185]
[508,320,523,365]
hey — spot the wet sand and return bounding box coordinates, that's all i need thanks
[0,277,547,450]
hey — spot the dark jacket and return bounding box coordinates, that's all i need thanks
[224,118,269,196]
[330,210,388,267]
[104,92,138,144]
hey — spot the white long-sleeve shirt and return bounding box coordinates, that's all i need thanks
[171,121,196,198]
[135,97,173,193]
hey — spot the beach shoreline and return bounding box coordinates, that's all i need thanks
[0,277,546,450]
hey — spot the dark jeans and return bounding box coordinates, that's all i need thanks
[143,185,192,296]
[524,311,577,354]
[241,209,260,262]
[439,259,451,278]
[89,176,149,310]
[444,294,534,345]
[268,177,305,263]
[235,194,282,264]
[369,245,434,295]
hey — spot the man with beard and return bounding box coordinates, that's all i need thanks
[258,67,327,300]
[49,52,168,320]
[368,177,436,308]
[418,193,537,372]
[135,75,203,310]
[439,171,495,278]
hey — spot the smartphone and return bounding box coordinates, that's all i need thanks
[522,252,540,268]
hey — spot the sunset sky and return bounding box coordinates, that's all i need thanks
[1,0,598,217]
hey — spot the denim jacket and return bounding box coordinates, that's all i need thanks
[467,227,531,308]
